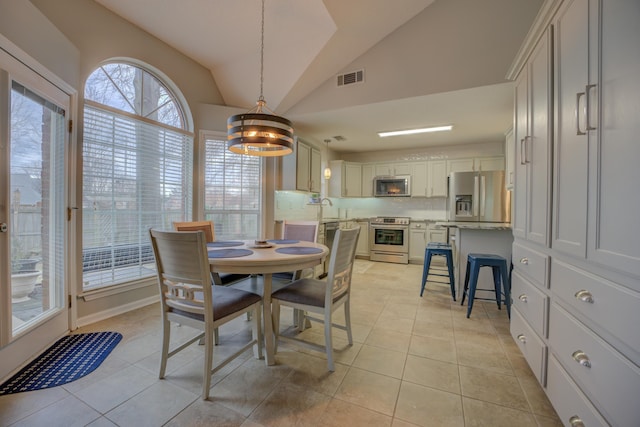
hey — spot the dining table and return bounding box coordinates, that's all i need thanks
[207,238,329,365]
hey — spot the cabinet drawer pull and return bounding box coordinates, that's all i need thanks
[517,334,527,344]
[569,415,585,427]
[518,294,528,303]
[572,350,592,368]
[519,257,529,265]
[574,290,594,303]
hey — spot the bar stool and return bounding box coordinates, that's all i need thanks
[420,242,456,301]
[460,253,510,318]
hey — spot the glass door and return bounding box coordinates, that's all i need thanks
[0,49,70,378]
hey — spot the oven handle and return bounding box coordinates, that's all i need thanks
[370,225,409,231]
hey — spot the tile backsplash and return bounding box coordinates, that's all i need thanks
[275,191,447,221]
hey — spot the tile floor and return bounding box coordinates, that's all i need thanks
[0,260,561,427]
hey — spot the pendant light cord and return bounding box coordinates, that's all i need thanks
[258,0,265,104]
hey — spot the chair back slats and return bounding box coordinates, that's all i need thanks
[172,220,215,243]
[326,227,360,302]
[283,220,319,242]
[150,229,212,317]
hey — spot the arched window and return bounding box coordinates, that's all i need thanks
[82,61,193,290]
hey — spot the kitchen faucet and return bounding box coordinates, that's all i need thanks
[320,198,333,206]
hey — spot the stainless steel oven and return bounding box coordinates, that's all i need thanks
[369,217,410,264]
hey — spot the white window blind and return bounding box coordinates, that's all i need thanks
[82,105,192,289]
[203,135,261,240]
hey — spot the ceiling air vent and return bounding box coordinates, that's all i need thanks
[337,69,364,87]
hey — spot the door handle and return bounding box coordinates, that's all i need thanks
[576,91,586,135]
[479,175,486,217]
[585,84,597,131]
[473,176,479,217]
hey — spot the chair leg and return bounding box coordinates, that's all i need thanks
[253,303,264,359]
[159,318,171,379]
[344,299,353,345]
[202,328,214,400]
[461,260,471,305]
[324,310,335,372]
[492,266,502,310]
[466,264,480,318]
[446,252,456,301]
[501,264,511,319]
[420,251,432,296]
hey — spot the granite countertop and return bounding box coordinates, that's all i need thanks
[434,221,512,230]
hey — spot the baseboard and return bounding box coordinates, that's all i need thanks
[76,295,159,328]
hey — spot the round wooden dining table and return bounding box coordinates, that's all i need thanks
[207,239,329,365]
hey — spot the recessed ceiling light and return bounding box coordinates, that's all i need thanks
[378,125,453,138]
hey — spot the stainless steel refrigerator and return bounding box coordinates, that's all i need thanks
[448,171,510,222]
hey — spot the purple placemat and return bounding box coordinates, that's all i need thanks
[207,241,244,248]
[275,247,323,255]
[208,248,254,258]
[267,239,299,244]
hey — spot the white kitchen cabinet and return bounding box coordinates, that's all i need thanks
[504,128,515,190]
[507,1,640,424]
[328,160,361,198]
[361,163,375,197]
[426,226,446,244]
[409,221,427,263]
[476,156,504,172]
[280,139,321,193]
[410,162,428,197]
[355,220,370,258]
[375,162,410,176]
[428,160,448,197]
[446,158,474,174]
[512,28,551,247]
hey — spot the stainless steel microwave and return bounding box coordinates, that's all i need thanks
[373,175,411,197]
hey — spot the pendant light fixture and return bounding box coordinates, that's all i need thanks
[227,0,294,156]
[323,139,332,180]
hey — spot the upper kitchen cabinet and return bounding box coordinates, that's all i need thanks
[553,0,640,277]
[328,160,362,198]
[512,28,552,247]
[361,163,375,197]
[476,156,504,171]
[410,162,428,197]
[446,158,474,174]
[428,160,448,197]
[280,139,321,193]
[375,162,411,176]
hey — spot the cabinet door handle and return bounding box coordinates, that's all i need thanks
[520,138,526,165]
[574,290,594,304]
[576,91,586,135]
[520,257,529,265]
[569,416,585,427]
[585,84,597,131]
[517,334,527,343]
[572,350,592,368]
[518,294,528,303]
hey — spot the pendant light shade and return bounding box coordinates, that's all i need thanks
[227,0,294,156]
[323,139,331,179]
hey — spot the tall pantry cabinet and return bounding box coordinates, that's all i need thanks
[508,1,640,426]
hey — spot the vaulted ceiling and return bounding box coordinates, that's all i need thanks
[95,0,543,153]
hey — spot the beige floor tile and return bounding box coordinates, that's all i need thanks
[455,342,513,376]
[365,327,412,352]
[10,394,101,427]
[459,365,529,411]
[518,375,558,418]
[210,358,292,416]
[277,349,349,396]
[403,354,460,394]
[534,414,564,427]
[352,344,406,379]
[394,381,464,427]
[249,382,332,427]
[412,318,455,340]
[104,380,197,426]
[317,398,392,427]
[374,314,415,335]
[334,367,401,416]
[408,334,457,364]
[462,397,537,427]
[164,400,246,426]
[85,417,119,427]
[391,419,422,427]
[75,364,159,413]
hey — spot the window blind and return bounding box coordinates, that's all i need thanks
[82,105,192,289]
[203,135,261,240]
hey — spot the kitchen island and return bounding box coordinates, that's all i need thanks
[435,222,513,306]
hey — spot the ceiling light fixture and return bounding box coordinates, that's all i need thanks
[227,0,294,156]
[378,125,453,138]
[323,139,332,180]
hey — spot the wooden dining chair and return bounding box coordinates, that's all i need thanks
[271,227,360,371]
[149,229,263,400]
[275,220,320,281]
